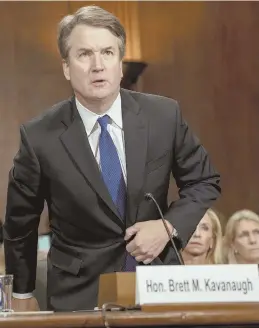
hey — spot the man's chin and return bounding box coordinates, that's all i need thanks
[75,86,119,104]
[90,88,119,101]
[89,88,110,99]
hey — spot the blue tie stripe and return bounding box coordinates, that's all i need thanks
[98,115,136,271]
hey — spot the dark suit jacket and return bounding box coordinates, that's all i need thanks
[4,89,220,311]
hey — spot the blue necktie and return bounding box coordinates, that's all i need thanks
[98,115,136,271]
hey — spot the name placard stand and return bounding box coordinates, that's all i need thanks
[98,264,259,308]
[98,272,135,307]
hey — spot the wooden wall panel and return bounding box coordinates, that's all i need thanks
[0,3,15,222]
[139,1,259,218]
[0,2,72,222]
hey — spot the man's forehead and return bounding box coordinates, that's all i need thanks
[69,25,117,41]
[68,26,119,49]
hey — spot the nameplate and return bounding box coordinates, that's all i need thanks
[135,264,259,304]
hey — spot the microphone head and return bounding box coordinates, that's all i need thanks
[144,193,152,200]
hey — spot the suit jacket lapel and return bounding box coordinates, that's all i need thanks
[59,98,121,222]
[121,89,148,226]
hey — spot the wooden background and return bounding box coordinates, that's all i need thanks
[0,1,258,228]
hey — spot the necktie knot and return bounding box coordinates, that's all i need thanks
[98,115,109,131]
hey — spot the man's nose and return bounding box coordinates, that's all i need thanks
[91,53,104,71]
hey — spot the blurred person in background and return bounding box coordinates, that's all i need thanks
[181,209,223,265]
[223,209,259,264]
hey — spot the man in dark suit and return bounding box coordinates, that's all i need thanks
[4,5,220,312]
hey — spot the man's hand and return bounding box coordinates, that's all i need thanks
[125,220,173,264]
[12,297,40,312]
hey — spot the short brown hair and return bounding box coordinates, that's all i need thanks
[57,5,126,60]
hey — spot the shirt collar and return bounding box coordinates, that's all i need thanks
[76,94,122,136]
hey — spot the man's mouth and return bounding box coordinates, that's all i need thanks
[92,79,106,84]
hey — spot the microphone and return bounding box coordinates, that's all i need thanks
[145,193,184,265]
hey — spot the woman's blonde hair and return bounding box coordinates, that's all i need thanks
[223,209,259,264]
[205,209,223,264]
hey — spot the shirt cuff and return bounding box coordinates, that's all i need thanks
[13,292,34,299]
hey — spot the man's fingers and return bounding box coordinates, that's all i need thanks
[124,224,140,241]
[126,239,136,253]
[135,254,153,263]
[143,257,153,264]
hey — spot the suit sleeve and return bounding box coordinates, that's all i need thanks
[164,102,221,249]
[4,125,45,293]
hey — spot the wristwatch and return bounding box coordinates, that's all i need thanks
[172,228,178,238]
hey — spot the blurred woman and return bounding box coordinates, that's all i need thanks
[182,209,223,264]
[223,209,259,264]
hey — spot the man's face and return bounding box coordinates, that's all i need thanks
[63,24,123,106]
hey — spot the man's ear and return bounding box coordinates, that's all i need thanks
[62,59,70,81]
[120,60,123,80]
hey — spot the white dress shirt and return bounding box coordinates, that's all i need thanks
[13,93,126,299]
[76,93,127,180]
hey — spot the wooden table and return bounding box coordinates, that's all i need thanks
[0,303,258,327]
